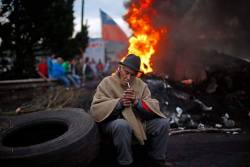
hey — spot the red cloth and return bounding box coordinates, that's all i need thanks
[38,63,48,77]
[102,24,128,43]
[100,9,128,44]
[141,100,153,113]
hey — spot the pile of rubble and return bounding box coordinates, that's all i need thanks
[144,54,250,131]
[146,78,235,129]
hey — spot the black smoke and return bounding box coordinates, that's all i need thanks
[125,0,250,81]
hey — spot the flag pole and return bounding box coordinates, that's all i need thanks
[81,0,85,32]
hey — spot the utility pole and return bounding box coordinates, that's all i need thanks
[81,0,84,32]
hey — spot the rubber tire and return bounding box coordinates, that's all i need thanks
[0,108,100,167]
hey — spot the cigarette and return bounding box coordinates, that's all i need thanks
[127,82,130,88]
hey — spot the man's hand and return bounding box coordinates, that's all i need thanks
[121,88,136,107]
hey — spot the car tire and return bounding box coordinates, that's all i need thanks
[0,108,100,167]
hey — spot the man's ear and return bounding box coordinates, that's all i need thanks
[116,66,121,75]
[136,71,144,78]
[117,66,121,72]
[116,66,122,78]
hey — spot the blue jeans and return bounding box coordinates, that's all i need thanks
[55,76,70,87]
[67,74,81,88]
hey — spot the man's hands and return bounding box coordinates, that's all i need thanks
[121,88,138,107]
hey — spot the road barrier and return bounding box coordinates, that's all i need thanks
[0,79,58,112]
[0,78,57,90]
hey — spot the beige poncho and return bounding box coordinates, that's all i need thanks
[90,74,166,145]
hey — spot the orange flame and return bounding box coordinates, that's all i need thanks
[124,0,166,73]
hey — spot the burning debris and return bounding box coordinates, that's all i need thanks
[124,0,250,84]
[145,76,241,130]
[145,77,216,129]
[142,52,250,131]
[124,0,167,73]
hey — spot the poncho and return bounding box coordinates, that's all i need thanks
[90,74,166,145]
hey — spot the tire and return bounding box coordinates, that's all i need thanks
[0,108,100,167]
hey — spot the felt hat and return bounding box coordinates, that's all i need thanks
[119,54,141,72]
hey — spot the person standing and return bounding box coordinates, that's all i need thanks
[82,57,94,81]
[96,59,104,78]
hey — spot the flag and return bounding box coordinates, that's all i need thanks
[100,9,128,44]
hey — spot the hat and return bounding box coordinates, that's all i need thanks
[119,54,141,72]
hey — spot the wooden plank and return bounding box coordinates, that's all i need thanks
[169,128,242,136]
[0,78,56,84]
[0,78,57,90]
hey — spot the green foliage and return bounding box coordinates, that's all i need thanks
[73,25,89,56]
[0,0,89,79]
[58,25,89,60]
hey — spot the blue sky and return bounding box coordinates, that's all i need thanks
[73,0,132,38]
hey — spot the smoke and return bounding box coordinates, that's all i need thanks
[125,0,250,82]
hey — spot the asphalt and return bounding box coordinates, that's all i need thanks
[90,132,250,167]
[167,132,250,167]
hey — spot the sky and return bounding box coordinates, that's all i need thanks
[73,0,132,38]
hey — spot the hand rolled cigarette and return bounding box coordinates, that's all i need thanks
[127,82,130,88]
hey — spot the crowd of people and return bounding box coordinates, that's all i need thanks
[36,54,114,88]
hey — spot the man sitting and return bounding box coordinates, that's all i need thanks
[90,54,174,167]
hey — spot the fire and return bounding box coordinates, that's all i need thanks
[124,0,166,73]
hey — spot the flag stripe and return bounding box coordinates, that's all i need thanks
[100,9,128,44]
[100,10,116,25]
[102,25,128,43]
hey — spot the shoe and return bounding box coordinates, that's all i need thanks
[117,162,134,167]
[117,164,133,167]
[148,159,175,167]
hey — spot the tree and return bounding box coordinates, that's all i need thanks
[73,25,89,56]
[0,0,88,79]
[56,24,89,61]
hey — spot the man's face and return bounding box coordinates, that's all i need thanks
[118,65,137,87]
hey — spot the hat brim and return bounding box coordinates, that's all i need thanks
[119,61,143,73]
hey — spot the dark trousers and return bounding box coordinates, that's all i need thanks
[100,118,170,165]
